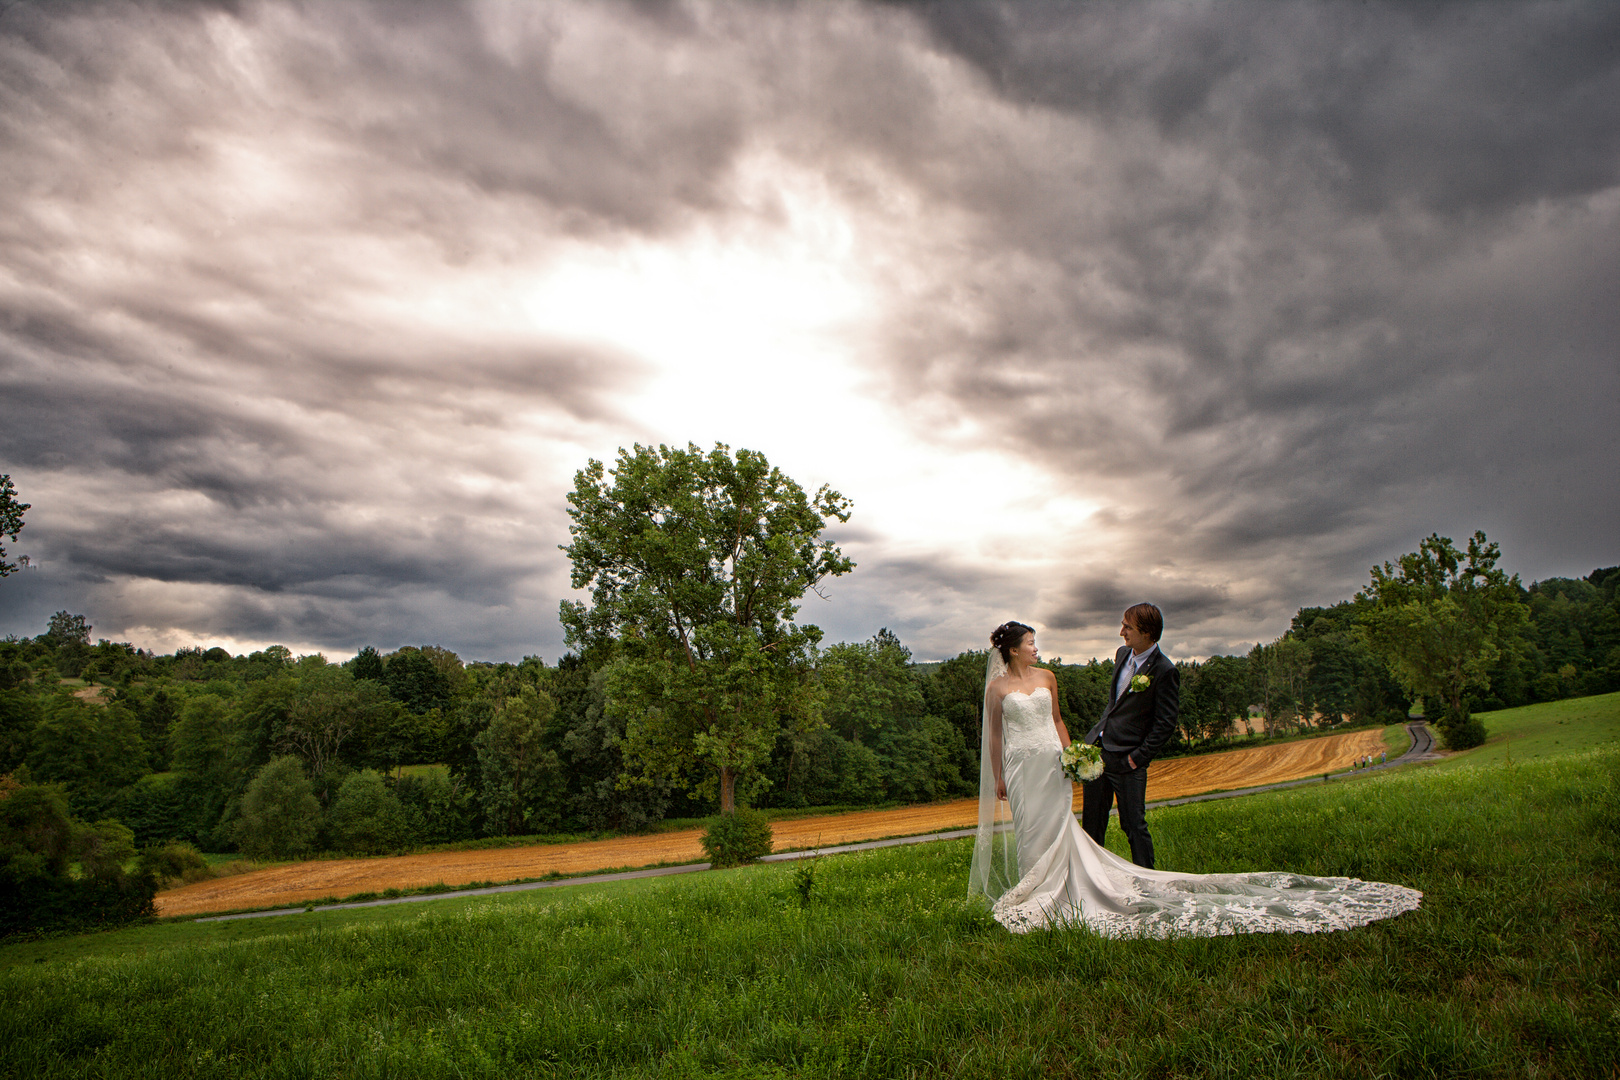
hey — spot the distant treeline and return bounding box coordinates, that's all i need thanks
[0,568,1615,863]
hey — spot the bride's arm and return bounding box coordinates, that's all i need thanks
[986,690,1007,801]
[1046,669,1072,748]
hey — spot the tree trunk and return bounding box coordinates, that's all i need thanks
[719,765,736,815]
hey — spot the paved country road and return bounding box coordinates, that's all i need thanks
[178,725,1418,921]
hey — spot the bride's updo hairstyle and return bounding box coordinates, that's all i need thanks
[990,621,1035,663]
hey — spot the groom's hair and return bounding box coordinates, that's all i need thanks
[1124,603,1163,642]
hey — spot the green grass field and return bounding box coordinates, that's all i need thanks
[1433,691,1620,769]
[2,696,1616,1079]
[1381,723,1409,756]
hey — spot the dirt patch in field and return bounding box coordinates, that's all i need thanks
[157,727,1396,917]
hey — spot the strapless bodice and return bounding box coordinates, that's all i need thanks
[1002,687,1059,760]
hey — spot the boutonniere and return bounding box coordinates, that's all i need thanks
[1129,673,1152,693]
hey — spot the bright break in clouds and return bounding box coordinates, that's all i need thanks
[1,1,1616,663]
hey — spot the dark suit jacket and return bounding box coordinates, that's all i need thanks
[1085,645,1180,767]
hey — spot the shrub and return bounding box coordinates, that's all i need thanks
[1437,706,1487,751]
[791,858,819,906]
[1444,716,1487,750]
[135,839,210,886]
[700,809,773,868]
[0,870,156,938]
[234,756,321,859]
[74,819,136,880]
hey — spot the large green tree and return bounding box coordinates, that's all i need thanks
[1178,653,1251,739]
[27,695,146,817]
[560,443,853,814]
[473,685,564,835]
[276,663,400,780]
[328,769,417,855]
[1356,531,1529,749]
[0,474,27,577]
[1248,636,1314,733]
[819,630,923,747]
[43,612,91,647]
[1288,602,1408,724]
[234,756,322,859]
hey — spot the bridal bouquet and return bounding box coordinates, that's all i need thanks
[1060,742,1103,782]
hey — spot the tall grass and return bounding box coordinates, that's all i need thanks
[3,748,1615,1079]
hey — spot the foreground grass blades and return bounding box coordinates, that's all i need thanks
[3,747,1616,1079]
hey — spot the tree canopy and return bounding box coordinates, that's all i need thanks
[560,443,853,813]
[1355,531,1529,748]
[0,535,1610,877]
[0,475,27,577]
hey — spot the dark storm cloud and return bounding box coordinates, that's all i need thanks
[811,550,1030,661]
[1043,576,1230,633]
[1,0,1614,661]
[913,1,1620,214]
[859,0,1620,641]
[0,0,750,235]
[0,0,695,656]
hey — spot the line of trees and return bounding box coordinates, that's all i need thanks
[0,552,1610,863]
[3,446,1615,880]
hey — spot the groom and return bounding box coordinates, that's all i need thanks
[1083,602,1180,868]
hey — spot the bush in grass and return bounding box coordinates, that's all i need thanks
[75,818,136,880]
[134,839,210,886]
[700,809,773,868]
[1436,705,1487,750]
[328,769,419,855]
[234,756,321,859]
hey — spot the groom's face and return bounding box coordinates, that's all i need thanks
[1120,616,1153,655]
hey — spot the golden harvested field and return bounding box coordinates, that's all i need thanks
[1145,726,1390,802]
[157,727,1396,917]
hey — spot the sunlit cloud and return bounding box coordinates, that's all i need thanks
[1,0,1614,664]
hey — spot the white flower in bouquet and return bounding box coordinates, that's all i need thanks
[1060,741,1103,782]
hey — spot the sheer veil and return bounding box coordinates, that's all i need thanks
[967,648,1018,906]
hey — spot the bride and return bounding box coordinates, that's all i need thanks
[968,620,1422,936]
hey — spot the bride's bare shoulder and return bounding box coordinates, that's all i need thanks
[988,674,1024,700]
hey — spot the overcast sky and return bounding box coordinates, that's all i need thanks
[1,0,1616,664]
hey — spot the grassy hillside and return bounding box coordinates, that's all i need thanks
[1434,690,1620,768]
[4,740,1616,1079]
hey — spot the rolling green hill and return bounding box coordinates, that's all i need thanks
[1432,690,1620,769]
[3,736,1615,1079]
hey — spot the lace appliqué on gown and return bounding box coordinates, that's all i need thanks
[987,688,1421,937]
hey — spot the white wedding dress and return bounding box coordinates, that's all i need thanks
[983,687,1422,936]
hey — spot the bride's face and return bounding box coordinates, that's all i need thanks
[1014,631,1039,666]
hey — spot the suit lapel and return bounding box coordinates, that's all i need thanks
[1105,645,1131,716]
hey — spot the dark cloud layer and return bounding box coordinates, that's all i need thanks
[875,1,1620,628]
[1,0,1615,661]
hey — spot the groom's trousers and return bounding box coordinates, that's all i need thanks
[1081,751,1154,868]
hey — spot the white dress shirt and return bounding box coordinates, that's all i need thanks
[1114,642,1160,700]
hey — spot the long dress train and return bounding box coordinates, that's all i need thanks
[988,688,1422,936]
